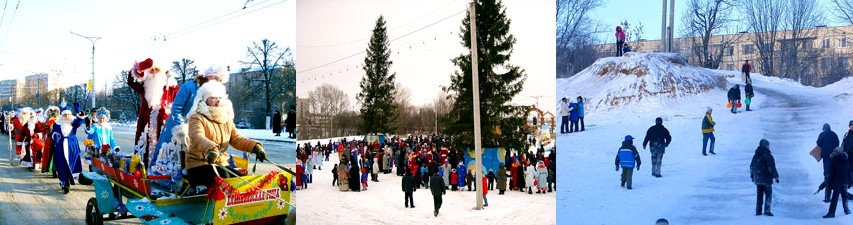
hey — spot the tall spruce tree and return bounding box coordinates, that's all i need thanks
[443,0,528,150]
[357,15,398,134]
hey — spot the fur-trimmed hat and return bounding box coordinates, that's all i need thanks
[187,81,232,121]
[201,64,229,83]
[18,107,33,114]
[60,109,73,116]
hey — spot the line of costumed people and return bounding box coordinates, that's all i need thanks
[296,134,555,216]
[0,58,267,194]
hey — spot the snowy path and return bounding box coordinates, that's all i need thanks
[557,79,850,224]
[672,86,844,224]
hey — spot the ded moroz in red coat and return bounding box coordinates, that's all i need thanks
[12,111,43,169]
[127,58,179,166]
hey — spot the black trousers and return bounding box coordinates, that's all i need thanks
[186,165,241,187]
[433,194,443,213]
[827,186,850,216]
[405,191,414,207]
[616,41,624,56]
[756,184,773,214]
[579,116,585,131]
[560,116,569,133]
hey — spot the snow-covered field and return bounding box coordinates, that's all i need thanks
[295,138,556,224]
[557,53,853,224]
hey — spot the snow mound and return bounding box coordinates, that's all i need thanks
[557,52,727,112]
[823,76,853,93]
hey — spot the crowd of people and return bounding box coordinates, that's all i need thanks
[296,134,556,216]
[559,96,585,134]
[0,58,270,195]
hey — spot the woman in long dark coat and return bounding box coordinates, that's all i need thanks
[272,110,282,136]
[349,162,361,192]
[497,163,507,195]
[285,108,296,138]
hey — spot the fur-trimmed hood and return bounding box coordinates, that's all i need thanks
[187,81,232,123]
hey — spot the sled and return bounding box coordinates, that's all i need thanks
[82,153,295,225]
[810,146,821,162]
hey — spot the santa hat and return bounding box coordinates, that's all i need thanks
[18,107,33,114]
[61,110,73,116]
[200,64,230,83]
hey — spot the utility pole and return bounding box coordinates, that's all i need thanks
[469,1,484,210]
[661,0,667,52]
[669,0,675,52]
[71,31,101,109]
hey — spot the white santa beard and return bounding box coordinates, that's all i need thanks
[59,118,73,137]
[27,119,35,133]
[143,71,168,108]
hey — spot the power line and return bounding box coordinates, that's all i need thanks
[109,0,285,57]
[297,9,465,75]
[297,0,463,48]
[0,0,20,50]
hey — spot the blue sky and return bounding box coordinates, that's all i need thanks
[0,0,294,93]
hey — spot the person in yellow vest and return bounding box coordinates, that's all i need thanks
[701,107,716,156]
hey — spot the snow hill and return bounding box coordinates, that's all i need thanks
[557,54,853,224]
[556,52,727,113]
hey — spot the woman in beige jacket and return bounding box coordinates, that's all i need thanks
[185,81,267,187]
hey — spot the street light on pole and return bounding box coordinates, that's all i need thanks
[71,31,101,109]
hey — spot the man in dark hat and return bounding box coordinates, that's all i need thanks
[643,117,671,178]
[750,139,779,216]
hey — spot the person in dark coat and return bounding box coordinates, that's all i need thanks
[727,85,741,114]
[824,147,850,218]
[497,163,507,194]
[486,169,496,190]
[843,120,853,198]
[742,60,752,83]
[402,168,416,208]
[548,155,556,192]
[349,162,361,192]
[615,135,641,190]
[272,110,282,136]
[429,173,446,217]
[643,117,672,178]
[285,106,296,138]
[750,139,779,216]
[744,81,755,111]
[818,123,840,202]
[466,170,475,191]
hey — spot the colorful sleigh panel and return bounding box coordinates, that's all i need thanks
[126,198,193,225]
[207,172,292,225]
[82,172,119,214]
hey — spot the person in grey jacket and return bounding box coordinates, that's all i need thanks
[750,139,779,216]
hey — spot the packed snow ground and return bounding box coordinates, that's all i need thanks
[295,137,556,225]
[557,54,853,224]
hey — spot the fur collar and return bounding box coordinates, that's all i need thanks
[195,99,234,124]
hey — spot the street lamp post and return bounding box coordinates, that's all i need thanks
[71,31,101,109]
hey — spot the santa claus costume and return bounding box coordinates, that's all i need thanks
[127,58,179,166]
[40,106,60,174]
[149,65,227,190]
[52,110,85,194]
[11,107,44,170]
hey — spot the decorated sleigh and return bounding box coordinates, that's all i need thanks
[82,151,295,225]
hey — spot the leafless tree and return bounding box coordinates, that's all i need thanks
[681,0,739,69]
[241,39,291,119]
[556,0,604,77]
[776,0,824,83]
[171,58,197,86]
[740,0,785,77]
[619,20,645,51]
[307,84,350,116]
[830,0,853,25]
[110,70,139,120]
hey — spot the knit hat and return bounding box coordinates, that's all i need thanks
[759,139,769,148]
[849,120,853,126]
[823,123,831,132]
[655,117,663,125]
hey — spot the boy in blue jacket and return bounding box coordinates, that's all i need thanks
[615,135,641,190]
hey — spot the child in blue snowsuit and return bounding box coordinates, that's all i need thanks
[615,135,641,190]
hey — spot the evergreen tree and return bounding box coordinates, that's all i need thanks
[358,15,398,134]
[443,0,528,150]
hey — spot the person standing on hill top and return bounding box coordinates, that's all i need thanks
[742,60,752,83]
[702,107,716,156]
[615,26,626,57]
[728,85,742,114]
[745,80,755,111]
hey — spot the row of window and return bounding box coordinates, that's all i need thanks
[721,37,851,56]
[725,57,850,71]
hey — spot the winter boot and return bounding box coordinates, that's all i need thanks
[764,212,773,216]
[621,181,626,187]
[528,188,532,194]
